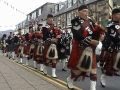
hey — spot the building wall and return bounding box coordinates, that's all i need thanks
[16,0,118,32]
[54,0,116,29]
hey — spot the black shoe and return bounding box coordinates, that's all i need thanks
[43,72,47,76]
[52,76,57,78]
[67,84,76,90]
[100,81,106,88]
[62,68,67,71]
[34,67,37,69]
[114,72,120,76]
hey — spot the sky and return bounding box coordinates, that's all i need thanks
[0,0,66,31]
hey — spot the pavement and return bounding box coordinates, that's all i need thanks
[0,53,63,90]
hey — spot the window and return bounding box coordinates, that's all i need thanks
[113,0,120,7]
[59,4,64,10]
[55,4,59,13]
[73,0,77,4]
[31,12,36,19]
[60,14,66,28]
[67,0,72,8]
[67,12,72,25]
[27,15,31,21]
[38,9,41,16]
[57,16,61,25]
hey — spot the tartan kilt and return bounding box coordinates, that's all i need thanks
[28,44,35,59]
[67,40,96,73]
[101,51,119,76]
[23,44,30,56]
[2,46,7,53]
[65,44,71,56]
[43,42,50,63]
[57,44,67,60]
[15,45,19,54]
[99,50,106,66]
[16,45,24,57]
[34,45,44,63]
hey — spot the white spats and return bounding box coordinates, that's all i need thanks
[90,80,96,90]
[20,58,23,63]
[67,75,74,89]
[100,74,106,88]
[43,65,47,75]
[26,60,29,65]
[40,64,44,71]
[62,59,66,70]
[3,53,7,56]
[33,61,37,69]
[52,68,57,78]
[12,52,15,60]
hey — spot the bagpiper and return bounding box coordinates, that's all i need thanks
[100,8,120,88]
[1,34,7,56]
[16,28,25,63]
[33,23,44,70]
[7,32,17,60]
[42,14,61,78]
[67,5,105,90]
[24,25,34,65]
[57,29,72,71]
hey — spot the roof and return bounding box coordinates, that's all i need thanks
[27,2,55,15]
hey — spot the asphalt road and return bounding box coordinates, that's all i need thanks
[13,56,120,90]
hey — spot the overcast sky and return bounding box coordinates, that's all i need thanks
[0,0,66,31]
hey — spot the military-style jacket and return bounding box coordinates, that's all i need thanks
[42,25,61,42]
[103,20,120,51]
[71,16,103,47]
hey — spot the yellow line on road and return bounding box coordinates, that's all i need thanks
[3,56,82,90]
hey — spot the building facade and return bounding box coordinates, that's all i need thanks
[16,0,120,32]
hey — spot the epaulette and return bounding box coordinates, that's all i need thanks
[44,24,50,28]
[71,17,79,24]
[106,21,114,27]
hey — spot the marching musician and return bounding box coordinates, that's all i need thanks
[1,34,7,56]
[24,26,34,65]
[42,14,61,78]
[16,28,25,63]
[57,29,72,71]
[33,23,44,70]
[67,5,105,90]
[100,8,120,88]
[7,32,16,60]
